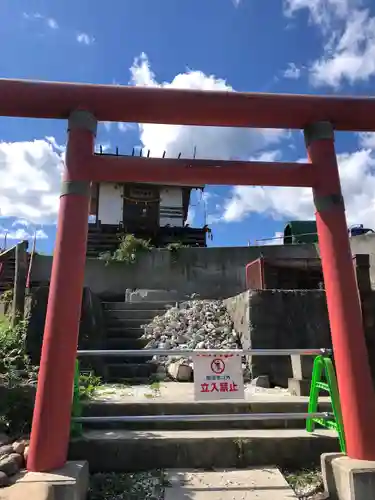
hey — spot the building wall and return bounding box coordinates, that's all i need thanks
[159,186,184,227]
[97,183,123,225]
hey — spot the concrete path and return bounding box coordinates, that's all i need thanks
[91,381,330,403]
[164,468,297,499]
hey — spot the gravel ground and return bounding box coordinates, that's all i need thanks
[88,468,324,500]
[283,468,325,499]
[88,471,166,500]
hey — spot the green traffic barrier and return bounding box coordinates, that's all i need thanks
[306,355,346,453]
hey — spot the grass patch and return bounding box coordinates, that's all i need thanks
[88,471,165,500]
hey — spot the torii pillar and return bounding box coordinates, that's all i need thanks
[27,110,97,471]
[305,122,375,460]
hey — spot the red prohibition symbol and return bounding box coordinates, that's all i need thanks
[211,358,225,374]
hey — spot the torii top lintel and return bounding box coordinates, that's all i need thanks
[0,78,374,131]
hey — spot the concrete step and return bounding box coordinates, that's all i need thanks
[105,337,149,350]
[80,399,332,431]
[106,326,145,339]
[68,428,339,472]
[105,318,150,329]
[105,309,163,321]
[164,468,297,500]
[106,362,156,381]
[102,301,175,311]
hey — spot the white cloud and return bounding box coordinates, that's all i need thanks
[283,62,302,79]
[310,9,375,88]
[46,18,58,29]
[12,219,30,228]
[0,228,48,241]
[76,33,95,45]
[221,148,375,230]
[118,122,135,133]
[359,133,375,149]
[186,207,196,225]
[256,231,285,246]
[129,53,288,160]
[23,12,59,30]
[284,0,358,29]
[0,138,64,223]
[284,1,375,88]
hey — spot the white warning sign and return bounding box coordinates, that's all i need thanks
[192,353,245,401]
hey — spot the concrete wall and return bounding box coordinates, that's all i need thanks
[224,290,331,386]
[225,288,375,387]
[350,234,375,287]
[31,244,318,299]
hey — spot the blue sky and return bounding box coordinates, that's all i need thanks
[1,0,375,254]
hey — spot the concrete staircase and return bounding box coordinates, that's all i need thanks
[69,396,339,471]
[101,300,173,383]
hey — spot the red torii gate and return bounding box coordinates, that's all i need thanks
[1,79,375,471]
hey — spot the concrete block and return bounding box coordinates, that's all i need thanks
[322,452,375,500]
[0,483,54,500]
[17,461,88,500]
[167,361,193,382]
[288,378,311,396]
[164,468,297,499]
[291,355,314,380]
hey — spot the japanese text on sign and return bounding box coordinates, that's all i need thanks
[192,353,245,401]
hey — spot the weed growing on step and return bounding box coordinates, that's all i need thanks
[78,371,102,400]
[144,381,162,399]
[88,471,165,500]
[283,467,323,499]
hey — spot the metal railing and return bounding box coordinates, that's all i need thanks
[73,412,333,424]
[76,348,332,357]
[71,348,335,428]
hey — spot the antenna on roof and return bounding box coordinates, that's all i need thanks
[99,145,103,154]
[147,149,150,157]
[162,151,166,158]
[139,148,142,157]
[116,146,119,156]
[178,152,181,159]
[193,146,197,159]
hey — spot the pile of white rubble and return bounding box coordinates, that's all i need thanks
[141,300,242,380]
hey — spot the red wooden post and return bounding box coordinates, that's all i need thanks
[27,110,97,472]
[305,121,375,460]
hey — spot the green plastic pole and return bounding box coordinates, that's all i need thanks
[70,359,83,437]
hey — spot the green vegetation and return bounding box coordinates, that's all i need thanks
[0,295,102,437]
[77,371,102,400]
[99,234,189,265]
[99,234,153,265]
[0,298,37,436]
